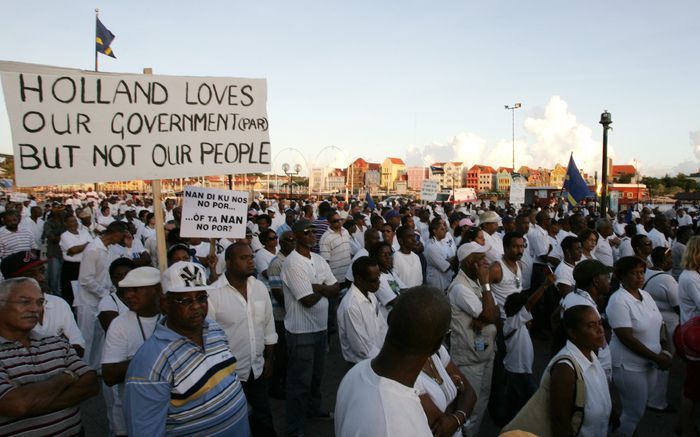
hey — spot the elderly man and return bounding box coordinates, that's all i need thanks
[124,261,249,436]
[101,266,162,436]
[0,277,99,435]
[208,243,278,436]
[593,218,618,267]
[281,220,339,436]
[0,251,85,356]
[448,242,499,436]
[337,256,387,364]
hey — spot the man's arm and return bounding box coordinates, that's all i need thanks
[78,247,109,299]
[0,372,75,417]
[103,362,130,387]
[124,378,171,437]
[32,370,99,414]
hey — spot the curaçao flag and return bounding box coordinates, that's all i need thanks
[96,18,116,58]
[562,154,591,206]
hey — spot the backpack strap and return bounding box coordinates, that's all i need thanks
[643,272,666,290]
[552,355,587,436]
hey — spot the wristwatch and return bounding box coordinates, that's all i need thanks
[482,283,491,292]
[62,369,79,382]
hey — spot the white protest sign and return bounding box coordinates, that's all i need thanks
[509,179,526,205]
[453,187,477,203]
[180,186,249,239]
[0,61,271,187]
[421,180,439,202]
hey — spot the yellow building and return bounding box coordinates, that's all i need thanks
[381,157,406,190]
[549,164,566,188]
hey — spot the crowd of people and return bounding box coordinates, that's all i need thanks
[1,189,700,436]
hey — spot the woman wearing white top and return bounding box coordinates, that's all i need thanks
[96,205,115,233]
[415,345,476,437]
[578,228,598,261]
[606,256,671,437]
[549,305,611,437]
[59,215,93,306]
[135,212,157,244]
[679,236,700,325]
[426,219,457,293]
[370,242,406,319]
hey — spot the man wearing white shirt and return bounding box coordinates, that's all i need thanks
[208,242,278,435]
[345,228,380,283]
[648,215,671,249]
[677,208,693,227]
[613,211,628,237]
[77,221,128,370]
[19,206,44,250]
[281,220,339,436]
[337,257,387,364]
[101,266,162,436]
[593,219,617,268]
[554,236,582,297]
[526,210,558,334]
[335,286,469,437]
[319,211,352,285]
[515,214,534,293]
[480,211,504,264]
[392,225,423,288]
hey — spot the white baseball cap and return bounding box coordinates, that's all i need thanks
[161,261,209,293]
[457,242,488,262]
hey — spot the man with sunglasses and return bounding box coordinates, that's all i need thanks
[123,261,249,436]
[282,220,339,436]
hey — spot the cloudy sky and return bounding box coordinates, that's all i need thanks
[0,0,698,177]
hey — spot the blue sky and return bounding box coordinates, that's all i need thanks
[0,0,698,176]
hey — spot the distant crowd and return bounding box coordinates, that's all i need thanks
[1,189,700,437]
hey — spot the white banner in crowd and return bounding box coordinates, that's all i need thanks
[0,61,271,186]
[509,179,526,206]
[180,186,249,239]
[421,180,439,202]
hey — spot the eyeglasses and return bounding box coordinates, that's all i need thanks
[0,298,46,308]
[303,229,314,235]
[169,293,208,307]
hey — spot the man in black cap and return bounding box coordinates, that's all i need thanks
[281,220,339,436]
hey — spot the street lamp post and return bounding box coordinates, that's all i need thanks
[633,158,640,204]
[282,163,302,198]
[599,110,612,218]
[505,103,522,171]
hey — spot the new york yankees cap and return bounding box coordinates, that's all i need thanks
[161,261,209,293]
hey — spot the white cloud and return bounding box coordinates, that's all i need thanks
[691,130,700,161]
[405,96,614,174]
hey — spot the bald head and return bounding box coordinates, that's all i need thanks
[385,286,451,355]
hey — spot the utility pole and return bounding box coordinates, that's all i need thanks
[505,103,522,171]
[600,111,612,218]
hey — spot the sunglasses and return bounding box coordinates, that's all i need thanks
[170,293,209,307]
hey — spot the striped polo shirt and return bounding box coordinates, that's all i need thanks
[0,228,36,259]
[124,318,249,436]
[0,334,93,436]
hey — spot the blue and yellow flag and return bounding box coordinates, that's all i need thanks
[365,191,376,210]
[96,18,116,58]
[562,154,591,205]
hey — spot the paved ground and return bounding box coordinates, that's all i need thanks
[82,334,690,436]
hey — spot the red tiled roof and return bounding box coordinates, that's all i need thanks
[612,165,636,175]
[388,157,405,165]
[352,158,368,167]
[367,163,381,171]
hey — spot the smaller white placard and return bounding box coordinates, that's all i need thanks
[421,180,439,202]
[509,179,526,205]
[180,186,249,238]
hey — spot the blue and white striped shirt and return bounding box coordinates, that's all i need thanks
[124,318,249,436]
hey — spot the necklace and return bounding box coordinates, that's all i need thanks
[136,314,161,342]
[422,356,444,385]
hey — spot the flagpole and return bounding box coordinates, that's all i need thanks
[94,9,99,72]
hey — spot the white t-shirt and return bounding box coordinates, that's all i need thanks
[554,261,575,287]
[33,294,86,348]
[375,270,405,320]
[254,248,277,276]
[679,270,700,324]
[97,291,128,316]
[281,250,337,334]
[102,311,160,364]
[335,359,432,437]
[392,251,423,288]
[503,307,534,374]
[606,288,662,371]
[643,270,680,314]
[60,228,94,262]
